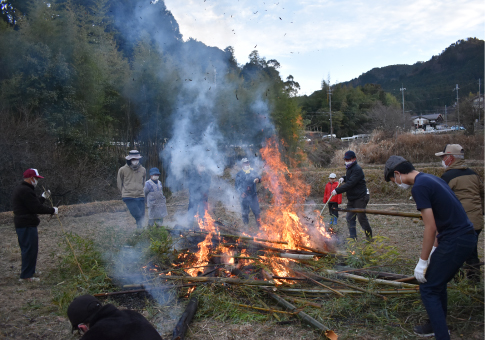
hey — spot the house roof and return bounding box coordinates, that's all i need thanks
[410,114,443,120]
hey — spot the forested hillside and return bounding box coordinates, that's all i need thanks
[0,0,302,211]
[341,38,484,112]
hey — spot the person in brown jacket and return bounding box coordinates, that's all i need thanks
[436,144,484,282]
[117,150,146,229]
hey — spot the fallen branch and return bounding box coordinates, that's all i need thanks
[235,303,297,315]
[172,297,198,340]
[267,291,338,340]
[276,288,420,295]
[157,275,276,286]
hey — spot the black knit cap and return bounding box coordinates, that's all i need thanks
[67,295,102,332]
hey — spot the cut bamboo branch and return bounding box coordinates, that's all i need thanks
[235,303,296,315]
[282,295,323,308]
[267,291,337,340]
[394,276,417,282]
[293,270,344,297]
[323,269,419,289]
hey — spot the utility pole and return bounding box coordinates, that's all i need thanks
[400,84,406,130]
[479,78,481,123]
[328,86,333,140]
[453,84,460,125]
[445,105,447,128]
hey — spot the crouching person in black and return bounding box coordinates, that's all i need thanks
[67,295,163,340]
[235,158,262,229]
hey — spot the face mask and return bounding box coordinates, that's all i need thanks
[151,176,159,181]
[441,160,448,169]
[395,174,410,190]
[131,160,139,166]
[32,178,38,187]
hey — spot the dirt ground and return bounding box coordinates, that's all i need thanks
[0,188,483,340]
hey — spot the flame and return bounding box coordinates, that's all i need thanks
[258,138,331,252]
[185,210,218,277]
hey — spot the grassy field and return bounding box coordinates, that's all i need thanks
[0,162,483,340]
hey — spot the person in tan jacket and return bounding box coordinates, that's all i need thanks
[117,150,146,229]
[437,144,484,282]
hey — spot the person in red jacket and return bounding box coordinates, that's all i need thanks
[323,173,342,225]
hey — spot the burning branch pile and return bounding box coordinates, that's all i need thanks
[103,139,420,339]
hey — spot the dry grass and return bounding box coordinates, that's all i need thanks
[332,131,484,166]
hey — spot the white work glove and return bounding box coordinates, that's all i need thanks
[253,178,259,183]
[331,189,337,196]
[427,246,437,265]
[42,190,51,199]
[53,207,58,215]
[338,178,344,184]
[414,258,428,283]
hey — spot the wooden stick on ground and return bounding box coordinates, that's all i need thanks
[323,269,419,289]
[172,297,198,340]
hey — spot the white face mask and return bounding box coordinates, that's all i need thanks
[344,161,353,166]
[32,178,38,187]
[243,165,250,171]
[151,176,159,181]
[395,174,410,190]
[131,160,139,166]
[441,160,448,169]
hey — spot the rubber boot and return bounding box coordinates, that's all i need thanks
[328,218,333,225]
[348,226,357,240]
[365,229,373,242]
[333,216,338,225]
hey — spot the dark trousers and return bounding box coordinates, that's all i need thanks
[123,197,145,228]
[328,202,338,218]
[346,194,372,239]
[188,194,208,220]
[464,229,482,279]
[241,195,261,227]
[420,232,476,340]
[16,227,38,279]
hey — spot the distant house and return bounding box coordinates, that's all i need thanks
[411,114,444,129]
[471,95,484,109]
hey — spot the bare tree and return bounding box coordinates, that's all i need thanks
[368,103,408,137]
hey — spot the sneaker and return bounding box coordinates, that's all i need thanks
[413,321,450,338]
[19,277,40,282]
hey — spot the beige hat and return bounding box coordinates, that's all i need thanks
[125,150,142,160]
[435,144,464,157]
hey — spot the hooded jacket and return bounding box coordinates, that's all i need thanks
[117,164,146,198]
[12,181,55,228]
[80,304,162,340]
[335,162,368,201]
[441,159,484,230]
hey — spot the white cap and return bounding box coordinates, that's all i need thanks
[329,173,336,178]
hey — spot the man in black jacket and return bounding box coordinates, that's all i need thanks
[67,295,163,340]
[333,151,372,240]
[235,158,262,228]
[12,169,58,282]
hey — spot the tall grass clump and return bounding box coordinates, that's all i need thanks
[332,131,484,166]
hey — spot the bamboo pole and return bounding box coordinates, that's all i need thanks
[301,270,387,301]
[267,291,337,340]
[338,208,422,219]
[156,275,276,286]
[279,253,317,260]
[167,228,289,245]
[276,288,419,295]
[323,269,419,289]
[282,295,323,308]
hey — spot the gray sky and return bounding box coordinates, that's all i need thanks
[163,0,484,95]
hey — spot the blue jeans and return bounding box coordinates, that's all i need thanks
[420,232,476,340]
[123,197,145,228]
[241,195,261,227]
[16,227,38,279]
